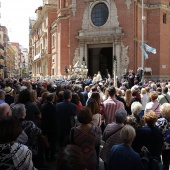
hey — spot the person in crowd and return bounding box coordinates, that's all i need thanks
[4,86,14,105]
[96,71,102,82]
[23,81,33,91]
[70,107,98,170]
[57,91,64,103]
[87,98,102,168]
[116,88,126,107]
[40,91,49,105]
[122,69,129,84]
[132,110,163,162]
[108,125,149,170]
[12,103,42,168]
[0,103,11,119]
[158,86,170,105]
[103,86,124,127]
[81,85,90,102]
[128,89,141,115]
[145,91,161,117]
[0,116,37,170]
[135,68,143,84]
[71,92,82,109]
[128,69,135,88]
[57,144,85,170]
[128,101,145,129]
[17,89,41,125]
[56,89,77,149]
[140,88,149,117]
[100,109,127,170]
[92,74,97,84]
[73,85,85,106]
[124,89,132,115]
[36,82,44,97]
[41,93,58,161]
[0,89,6,104]
[156,103,170,170]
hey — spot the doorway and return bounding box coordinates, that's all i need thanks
[88,47,113,78]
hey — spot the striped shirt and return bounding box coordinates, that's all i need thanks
[103,97,125,126]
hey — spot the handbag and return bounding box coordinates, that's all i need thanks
[37,135,49,148]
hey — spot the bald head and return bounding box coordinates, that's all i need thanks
[0,103,12,119]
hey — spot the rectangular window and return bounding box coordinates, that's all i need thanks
[52,35,55,47]
[163,14,166,24]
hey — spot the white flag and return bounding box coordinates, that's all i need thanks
[144,44,156,54]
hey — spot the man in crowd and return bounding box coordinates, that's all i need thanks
[103,86,125,127]
[56,89,77,149]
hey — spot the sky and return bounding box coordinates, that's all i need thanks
[1,0,43,49]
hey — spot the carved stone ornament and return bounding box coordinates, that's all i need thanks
[125,0,132,9]
[73,48,80,65]
[121,45,129,69]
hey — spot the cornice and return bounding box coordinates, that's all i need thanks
[135,1,170,10]
[30,5,57,34]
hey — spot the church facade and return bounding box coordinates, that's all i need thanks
[29,0,170,80]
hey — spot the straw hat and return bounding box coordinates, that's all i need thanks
[4,86,14,94]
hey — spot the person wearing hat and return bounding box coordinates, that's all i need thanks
[4,86,14,105]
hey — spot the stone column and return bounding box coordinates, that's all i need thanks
[115,43,121,79]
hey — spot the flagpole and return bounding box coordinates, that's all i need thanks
[141,0,145,84]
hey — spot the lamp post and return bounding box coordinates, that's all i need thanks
[141,0,145,84]
[113,56,117,87]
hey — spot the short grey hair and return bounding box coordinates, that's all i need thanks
[115,109,127,123]
[120,125,136,144]
[12,103,26,119]
[131,102,142,116]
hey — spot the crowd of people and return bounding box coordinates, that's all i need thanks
[0,74,169,170]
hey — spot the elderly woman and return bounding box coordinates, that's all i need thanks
[108,125,149,170]
[100,109,127,170]
[132,110,163,162]
[0,116,37,169]
[126,102,144,130]
[12,104,42,167]
[156,103,170,170]
[145,91,161,117]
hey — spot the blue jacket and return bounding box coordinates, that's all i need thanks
[108,144,148,170]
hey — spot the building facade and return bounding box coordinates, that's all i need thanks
[30,0,170,80]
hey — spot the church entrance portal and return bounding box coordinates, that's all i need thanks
[88,47,113,78]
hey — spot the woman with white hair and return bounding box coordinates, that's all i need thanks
[108,125,149,170]
[156,103,170,170]
[126,102,145,130]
